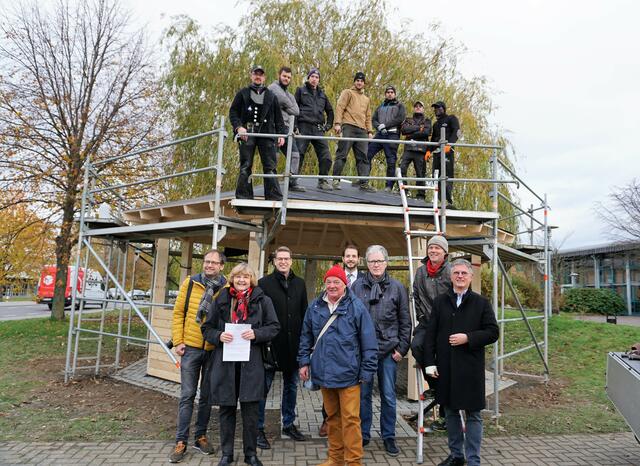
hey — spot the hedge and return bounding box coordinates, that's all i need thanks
[560,288,626,315]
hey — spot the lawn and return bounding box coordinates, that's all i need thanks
[0,312,638,440]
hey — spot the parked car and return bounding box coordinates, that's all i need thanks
[128,289,147,301]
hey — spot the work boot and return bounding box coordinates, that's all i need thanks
[332,179,342,190]
[359,183,376,193]
[169,441,187,463]
[318,179,333,191]
[256,429,270,450]
[193,435,214,455]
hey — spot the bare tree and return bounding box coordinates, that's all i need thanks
[596,178,640,241]
[0,0,163,319]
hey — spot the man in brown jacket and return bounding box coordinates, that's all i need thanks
[332,72,375,192]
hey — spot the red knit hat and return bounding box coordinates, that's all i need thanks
[324,264,348,285]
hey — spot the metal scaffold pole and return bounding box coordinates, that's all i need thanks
[491,149,501,421]
[212,116,226,249]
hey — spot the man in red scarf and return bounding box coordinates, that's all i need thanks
[410,235,452,431]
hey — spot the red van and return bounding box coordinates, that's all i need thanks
[37,266,104,309]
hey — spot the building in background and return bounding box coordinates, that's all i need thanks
[555,241,640,315]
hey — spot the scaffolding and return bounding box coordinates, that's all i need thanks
[65,113,552,464]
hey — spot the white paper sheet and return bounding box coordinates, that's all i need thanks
[222,323,252,362]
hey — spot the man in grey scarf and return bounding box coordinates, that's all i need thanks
[351,245,411,457]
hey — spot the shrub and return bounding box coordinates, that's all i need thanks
[560,288,626,315]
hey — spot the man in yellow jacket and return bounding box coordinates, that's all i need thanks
[332,72,376,192]
[169,249,227,463]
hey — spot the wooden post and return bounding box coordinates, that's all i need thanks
[471,254,482,293]
[146,238,179,381]
[304,258,319,302]
[248,232,262,277]
[407,236,427,401]
[179,239,193,284]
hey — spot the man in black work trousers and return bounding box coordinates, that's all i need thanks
[229,65,286,200]
[430,101,460,207]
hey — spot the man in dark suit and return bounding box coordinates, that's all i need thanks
[257,246,308,448]
[229,65,286,200]
[422,259,499,466]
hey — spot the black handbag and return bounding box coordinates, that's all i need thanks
[261,343,279,371]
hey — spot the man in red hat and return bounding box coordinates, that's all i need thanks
[298,264,378,466]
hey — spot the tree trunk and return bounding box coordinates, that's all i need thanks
[51,173,80,320]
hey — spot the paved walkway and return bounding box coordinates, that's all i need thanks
[2,433,640,465]
[574,315,640,327]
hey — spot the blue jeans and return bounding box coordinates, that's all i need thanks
[175,346,213,442]
[444,406,483,466]
[258,369,300,429]
[367,131,400,189]
[360,353,398,440]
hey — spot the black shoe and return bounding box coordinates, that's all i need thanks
[289,181,306,192]
[383,438,400,457]
[437,455,466,466]
[362,438,370,447]
[282,424,307,441]
[256,429,270,450]
[266,196,283,201]
[244,455,264,466]
[217,455,234,466]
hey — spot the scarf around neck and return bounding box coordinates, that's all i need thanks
[366,271,387,304]
[229,286,253,323]
[426,260,444,278]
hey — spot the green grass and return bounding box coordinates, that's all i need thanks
[483,311,639,435]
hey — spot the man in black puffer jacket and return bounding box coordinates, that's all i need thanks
[367,86,406,192]
[294,67,334,190]
[430,101,460,207]
[400,101,432,200]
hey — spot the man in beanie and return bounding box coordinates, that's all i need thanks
[268,66,306,192]
[351,245,411,457]
[294,67,334,190]
[430,101,461,207]
[298,264,378,466]
[332,72,375,192]
[411,235,452,431]
[366,86,406,192]
[400,101,432,200]
[229,65,285,200]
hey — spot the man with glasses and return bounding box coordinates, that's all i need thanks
[367,86,407,192]
[351,245,411,456]
[420,259,499,466]
[257,246,308,448]
[169,250,227,463]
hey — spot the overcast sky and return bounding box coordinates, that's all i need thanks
[117,1,640,249]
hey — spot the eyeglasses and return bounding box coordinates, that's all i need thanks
[367,260,386,265]
[204,260,222,265]
[452,271,470,276]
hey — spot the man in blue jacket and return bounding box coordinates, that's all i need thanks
[298,264,377,466]
[351,245,411,456]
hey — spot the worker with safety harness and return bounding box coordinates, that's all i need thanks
[169,249,228,463]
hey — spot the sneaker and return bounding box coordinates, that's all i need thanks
[332,179,342,190]
[256,429,271,450]
[437,455,466,466]
[383,438,400,457]
[193,435,214,455]
[282,424,307,441]
[318,180,333,191]
[359,183,377,193]
[384,186,392,193]
[169,441,187,463]
[318,420,328,437]
[431,418,447,431]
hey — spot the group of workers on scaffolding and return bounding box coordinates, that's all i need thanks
[229,65,461,207]
[170,236,498,466]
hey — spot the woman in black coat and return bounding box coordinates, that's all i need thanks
[202,263,280,466]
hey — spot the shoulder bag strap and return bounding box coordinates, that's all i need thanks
[312,312,339,353]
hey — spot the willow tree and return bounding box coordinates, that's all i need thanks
[163,0,517,230]
[0,0,163,319]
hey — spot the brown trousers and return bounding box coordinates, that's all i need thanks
[321,385,363,466]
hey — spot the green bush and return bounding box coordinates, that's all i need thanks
[561,288,627,315]
[480,266,544,310]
